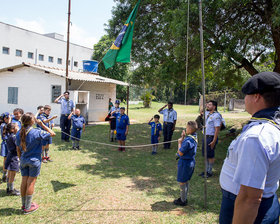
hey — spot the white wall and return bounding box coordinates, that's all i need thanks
[0,22,93,71]
[0,66,65,125]
[70,81,116,122]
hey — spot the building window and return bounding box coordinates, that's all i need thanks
[57,58,62,64]
[28,52,34,59]
[68,60,71,66]
[8,87,18,104]
[2,47,9,55]
[74,61,78,67]
[49,56,54,63]
[15,49,22,57]
[51,85,61,103]
[39,54,44,61]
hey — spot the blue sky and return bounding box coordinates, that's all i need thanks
[0,0,116,48]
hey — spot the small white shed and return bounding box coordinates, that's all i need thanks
[0,63,129,124]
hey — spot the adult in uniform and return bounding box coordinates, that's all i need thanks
[219,71,280,224]
[158,102,177,149]
[54,91,75,142]
[199,100,222,178]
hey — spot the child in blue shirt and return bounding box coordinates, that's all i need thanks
[148,115,162,155]
[16,112,55,214]
[38,105,57,163]
[0,112,11,182]
[11,108,24,130]
[111,107,130,152]
[68,109,85,150]
[5,123,20,196]
[174,121,198,206]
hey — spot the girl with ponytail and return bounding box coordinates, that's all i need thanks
[16,112,55,214]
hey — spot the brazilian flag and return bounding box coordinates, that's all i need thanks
[102,0,140,69]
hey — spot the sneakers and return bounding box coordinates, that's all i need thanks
[46,157,53,162]
[173,198,187,206]
[199,172,213,178]
[7,189,20,196]
[24,202,39,215]
[42,157,47,163]
[110,138,114,142]
[76,146,80,150]
[151,151,157,155]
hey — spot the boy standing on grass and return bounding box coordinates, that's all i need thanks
[68,109,85,150]
[39,105,57,163]
[111,107,130,152]
[174,121,198,206]
[148,115,162,155]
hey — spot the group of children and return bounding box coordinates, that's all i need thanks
[0,107,56,214]
[107,100,198,206]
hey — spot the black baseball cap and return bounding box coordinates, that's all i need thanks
[242,72,280,95]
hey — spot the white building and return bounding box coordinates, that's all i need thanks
[0,63,128,124]
[0,21,93,71]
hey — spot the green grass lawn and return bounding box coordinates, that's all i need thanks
[0,102,276,223]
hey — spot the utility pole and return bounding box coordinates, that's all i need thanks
[66,0,71,91]
[199,0,208,209]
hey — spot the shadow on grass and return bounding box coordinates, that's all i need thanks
[0,208,22,216]
[52,122,236,215]
[0,189,10,198]
[51,180,76,193]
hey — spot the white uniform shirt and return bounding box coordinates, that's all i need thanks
[220,121,280,198]
[205,111,222,135]
[110,106,120,114]
[160,108,177,123]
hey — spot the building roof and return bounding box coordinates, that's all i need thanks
[0,63,129,86]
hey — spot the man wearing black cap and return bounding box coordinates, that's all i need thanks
[219,72,280,224]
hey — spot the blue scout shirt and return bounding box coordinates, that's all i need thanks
[71,115,85,129]
[148,122,162,137]
[39,113,54,129]
[6,133,17,157]
[177,134,198,160]
[160,108,177,123]
[57,98,75,114]
[11,117,21,129]
[205,111,221,135]
[1,123,8,142]
[16,127,50,161]
[220,107,280,198]
[114,113,130,133]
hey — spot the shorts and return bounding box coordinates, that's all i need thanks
[0,141,8,157]
[151,135,159,144]
[5,155,19,172]
[42,137,52,146]
[71,128,82,141]
[177,159,195,183]
[202,136,218,159]
[116,132,126,141]
[110,118,116,130]
[20,158,41,177]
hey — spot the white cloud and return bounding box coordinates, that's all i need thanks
[60,22,98,48]
[14,18,46,34]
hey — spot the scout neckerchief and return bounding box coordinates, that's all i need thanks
[187,134,198,143]
[42,113,50,128]
[153,122,160,136]
[245,106,280,132]
[66,98,70,113]
[206,110,216,121]
[26,126,33,135]
[167,108,173,121]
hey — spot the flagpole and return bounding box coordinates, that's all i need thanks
[184,0,190,105]
[66,0,71,91]
[199,0,208,209]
